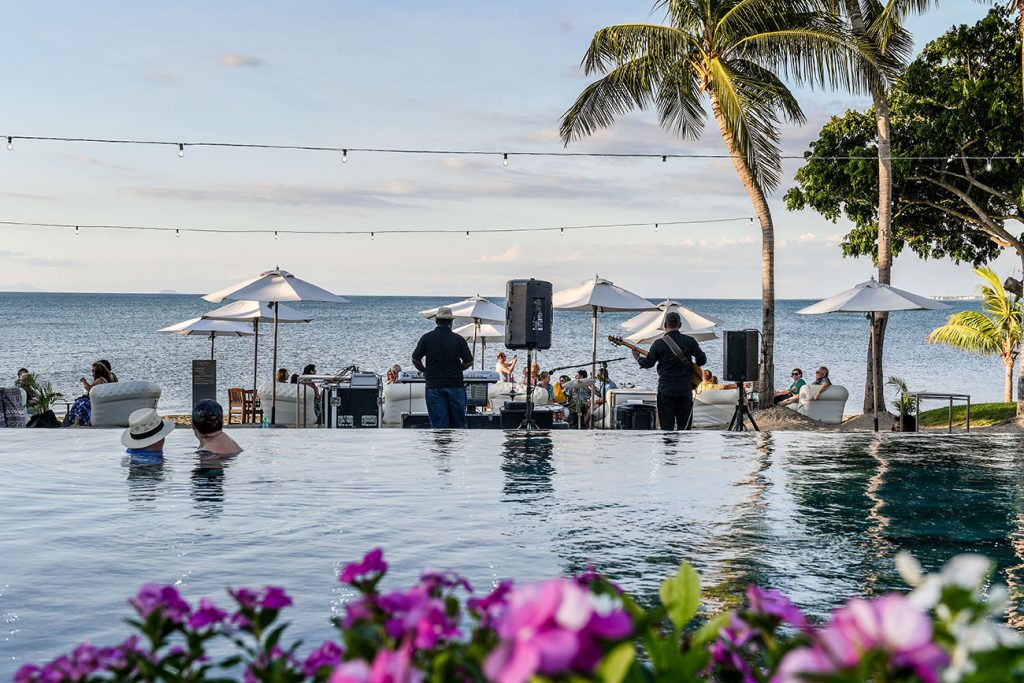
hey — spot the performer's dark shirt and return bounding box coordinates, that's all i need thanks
[637,330,707,396]
[412,327,474,389]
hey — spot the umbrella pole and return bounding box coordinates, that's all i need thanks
[871,313,878,432]
[210,333,215,360]
[481,338,487,372]
[252,320,259,423]
[590,308,597,429]
[271,303,279,425]
[473,319,479,369]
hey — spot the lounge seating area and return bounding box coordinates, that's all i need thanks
[787,384,849,424]
[258,381,317,426]
[90,381,162,427]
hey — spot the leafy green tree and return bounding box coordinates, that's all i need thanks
[928,267,1022,402]
[559,0,870,406]
[786,8,1024,415]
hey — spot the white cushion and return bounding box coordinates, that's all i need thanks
[258,382,317,426]
[382,383,427,426]
[89,381,162,427]
[792,383,848,424]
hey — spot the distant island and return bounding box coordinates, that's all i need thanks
[157,289,178,295]
[932,295,982,301]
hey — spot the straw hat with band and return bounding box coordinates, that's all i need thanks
[434,306,455,321]
[121,408,175,448]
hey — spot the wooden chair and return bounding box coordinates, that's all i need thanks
[243,389,262,424]
[227,388,246,424]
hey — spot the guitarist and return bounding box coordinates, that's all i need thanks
[631,311,707,431]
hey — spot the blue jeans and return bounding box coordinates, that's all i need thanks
[425,387,467,429]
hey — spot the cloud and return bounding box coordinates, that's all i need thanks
[63,153,131,172]
[0,250,83,268]
[0,191,52,201]
[479,245,522,262]
[220,54,266,68]
[126,183,416,209]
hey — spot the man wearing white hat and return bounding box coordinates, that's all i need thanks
[121,408,175,459]
[412,306,474,428]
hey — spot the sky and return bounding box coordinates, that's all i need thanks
[0,1,1005,299]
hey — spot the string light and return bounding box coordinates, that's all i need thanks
[654,223,659,232]
[178,143,184,158]
[560,228,564,236]
[342,149,348,163]
[503,153,509,167]
[175,229,180,237]
[0,133,1014,162]
[370,232,375,240]
[0,216,753,238]
[6,137,11,151]
[986,158,993,171]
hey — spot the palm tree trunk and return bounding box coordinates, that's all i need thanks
[709,94,775,407]
[1005,354,1015,403]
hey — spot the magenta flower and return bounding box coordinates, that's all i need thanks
[378,585,458,649]
[747,586,809,630]
[188,597,228,629]
[303,641,344,677]
[340,548,388,585]
[262,586,293,610]
[484,579,632,683]
[129,584,191,624]
[330,659,372,683]
[468,580,513,627]
[229,586,261,609]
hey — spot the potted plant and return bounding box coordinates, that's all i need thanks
[886,376,915,432]
[20,374,64,427]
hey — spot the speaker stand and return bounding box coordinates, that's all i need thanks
[727,382,759,432]
[518,347,538,430]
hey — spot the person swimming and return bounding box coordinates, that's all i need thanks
[121,408,175,464]
[192,400,243,456]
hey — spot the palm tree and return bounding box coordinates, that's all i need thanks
[928,266,1022,402]
[559,0,871,406]
[819,0,935,415]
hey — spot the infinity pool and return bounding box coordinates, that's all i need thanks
[2,429,1023,673]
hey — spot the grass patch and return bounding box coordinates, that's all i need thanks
[917,402,1015,428]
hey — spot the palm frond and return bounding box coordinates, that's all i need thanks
[928,311,1002,355]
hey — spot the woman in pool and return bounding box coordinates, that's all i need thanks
[192,400,243,456]
[65,362,112,426]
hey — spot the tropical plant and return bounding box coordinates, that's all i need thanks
[16,548,1024,683]
[818,0,936,414]
[17,373,64,414]
[928,266,1022,402]
[885,375,913,414]
[558,0,874,407]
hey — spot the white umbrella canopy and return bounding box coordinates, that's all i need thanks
[203,300,313,402]
[553,275,656,428]
[420,295,505,323]
[797,277,950,431]
[159,318,254,360]
[202,268,346,425]
[621,299,725,332]
[455,322,506,371]
[625,323,719,346]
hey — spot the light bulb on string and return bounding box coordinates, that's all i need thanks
[342,149,348,163]
[502,153,509,167]
[654,223,659,232]
[175,229,180,237]
[370,232,375,240]
[661,155,667,163]
[560,228,564,236]
[75,225,79,235]
[986,158,993,172]
[6,137,12,151]
[178,143,184,158]
[274,230,279,240]
[465,231,470,239]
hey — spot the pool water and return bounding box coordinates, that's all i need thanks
[2,429,1023,672]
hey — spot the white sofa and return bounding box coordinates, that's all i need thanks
[595,387,738,429]
[381,382,538,427]
[259,382,317,426]
[90,381,161,427]
[787,384,848,424]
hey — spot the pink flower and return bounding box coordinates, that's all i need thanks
[262,586,293,610]
[129,584,191,624]
[188,598,228,629]
[330,647,421,683]
[330,659,372,683]
[747,586,809,630]
[468,580,513,627]
[228,587,261,609]
[304,641,344,677]
[341,548,388,585]
[378,585,458,649]
[483,579,632,683]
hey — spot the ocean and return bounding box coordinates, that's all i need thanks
[0,292,1002,414]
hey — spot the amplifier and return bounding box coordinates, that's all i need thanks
[396,371,424,383]
[401,412,503,429]
[325,382,380,428]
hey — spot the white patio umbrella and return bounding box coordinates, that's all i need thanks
[158,317,254,360]
[621,299,725,332]
[625,322,719,346]
[203,300,313,401]
[421,295,506,366]
[553,275,656,427]
[454,322,505,370]
[203,268,347,424]
[797,277,950,432]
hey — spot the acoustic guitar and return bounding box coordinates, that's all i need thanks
[608,335,703,389]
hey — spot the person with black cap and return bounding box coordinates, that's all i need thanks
[633,311,707,430]
[192,399,243,456]
[412,306,474,428]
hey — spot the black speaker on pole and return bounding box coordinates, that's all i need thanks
[723,330,760,382]
[505,279,553,350]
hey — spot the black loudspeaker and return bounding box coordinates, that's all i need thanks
[505,279,553,350]
[724,330,760,382]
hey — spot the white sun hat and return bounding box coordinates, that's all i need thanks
[121,408,175,449]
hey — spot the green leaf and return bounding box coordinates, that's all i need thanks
[692,612,730,648]
[597,643,636,683]
[659,562,701,629]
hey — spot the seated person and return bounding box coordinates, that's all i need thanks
[15,368,39,414]
[386,364,402,384]
[192,400,243,456]
[538,371,555,402]
[695,370,736,393]
[809,366,832,400]
[121,408,175,462]
[275,368,289,383]
[776,368,807,405]
[552,374,571,405]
